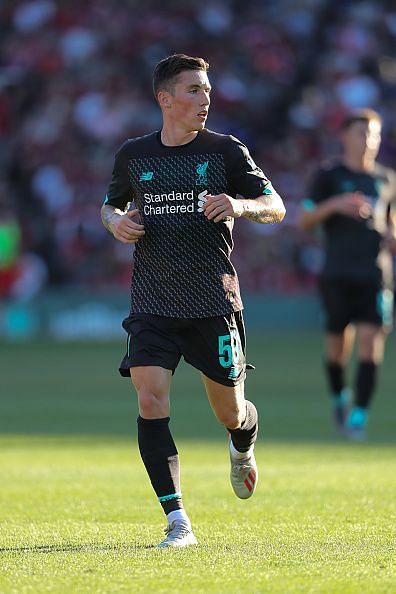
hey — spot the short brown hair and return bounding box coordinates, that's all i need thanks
[341,108,382,130]
[152,53,209,98]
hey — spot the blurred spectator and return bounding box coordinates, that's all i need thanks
[0,201,21,298]
[0,198,48,300]
[1,0,396,297]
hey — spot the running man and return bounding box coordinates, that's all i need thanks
[299,109,396,440]
[101,54,285,547]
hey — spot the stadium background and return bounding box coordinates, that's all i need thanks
[1,0,396,338]
[0,3,395,593]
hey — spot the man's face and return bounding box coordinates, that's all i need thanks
[342,119,382,158]
[160,69,211,132]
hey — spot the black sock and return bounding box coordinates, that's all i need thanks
[137,416,183,515]
[227,400,258,453]
[325,361,345,396]
[355,361,377,409]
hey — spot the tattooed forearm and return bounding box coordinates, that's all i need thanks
[240,194,286,224]
[101,204,126,234]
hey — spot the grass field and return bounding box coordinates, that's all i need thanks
[1,332,395,593]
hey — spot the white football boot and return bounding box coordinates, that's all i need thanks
[229,443,258,499]
[157,520,198,548]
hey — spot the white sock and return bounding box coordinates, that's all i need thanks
[229,439,254,460]
[167,509,191,528]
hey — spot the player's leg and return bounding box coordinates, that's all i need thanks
[202,374,259,499]
[347,323,385,439]
[131,365,197,548]
[120,314,196,548]
[319,278,353,431]
[201,375,256,449]
[180,311,258,499]
[347,285,393,440]
[326,325,355,387]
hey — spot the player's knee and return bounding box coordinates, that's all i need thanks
[137,390,164,417]
[218,408,244,429]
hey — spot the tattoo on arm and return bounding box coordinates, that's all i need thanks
[101,204,126,234]
[240,194,285,224]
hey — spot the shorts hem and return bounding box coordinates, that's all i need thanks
[197,367,246,388]
[326,318,386,333]
[119,362,176,378]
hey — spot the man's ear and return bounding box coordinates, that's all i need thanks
[158,90,172,109]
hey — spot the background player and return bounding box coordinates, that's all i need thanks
[101,54,285,547]
[299,108,396,440]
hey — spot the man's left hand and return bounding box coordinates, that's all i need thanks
[203,193,243,222]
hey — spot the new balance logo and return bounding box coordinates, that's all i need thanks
[197,190,208,212]
[140,171,154,181]
[228,366,238,379]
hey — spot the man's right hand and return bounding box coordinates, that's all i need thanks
[330,192,372,220]
[111,209,145,244]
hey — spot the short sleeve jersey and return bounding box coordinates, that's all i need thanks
[105,128,272,317]
[308,161,396,287]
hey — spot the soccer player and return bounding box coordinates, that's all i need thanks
[299,109,396,440]
[101,54,285,548]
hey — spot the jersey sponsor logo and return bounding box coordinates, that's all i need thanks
[140,171,154,181]
[196,161,209,185]
[142,189,210,216]
[143,190,194,215]
[197,189,208,212]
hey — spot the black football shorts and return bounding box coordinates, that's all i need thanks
[318,277,394,332]
[119,311,248,386]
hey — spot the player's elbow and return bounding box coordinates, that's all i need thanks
[298,199,318,230]
[276,202,286,222]
[297,212,307,230]
[267,199,285,223]
[270,193,286,223]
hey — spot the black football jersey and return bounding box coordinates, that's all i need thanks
[105,128,272,317]
[308,161,396,287]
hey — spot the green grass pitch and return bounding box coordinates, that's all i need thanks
[0,332,395,593]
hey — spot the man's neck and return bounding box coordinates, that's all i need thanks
[343,153,376,173]
[161,125,199,147]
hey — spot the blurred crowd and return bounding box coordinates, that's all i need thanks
[1,0,396,300]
